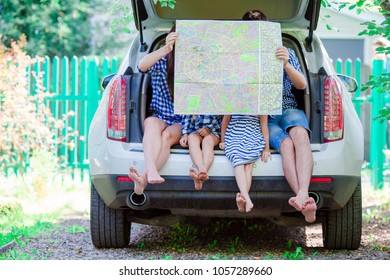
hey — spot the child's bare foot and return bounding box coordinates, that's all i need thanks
[245,200,254,212]
[288,197,302,211]
[236,193,246,212]
[198,170,209,182]
[147,170,165,184]
[189,167,203,190]
[302,197,317,223]
[128,166,147,195]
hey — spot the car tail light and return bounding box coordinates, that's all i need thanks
[107,76,127,141]
[324,77,343,142]
[310,177,333,183]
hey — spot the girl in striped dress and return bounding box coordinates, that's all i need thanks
[179,115,221,190]
[220,114,270,212]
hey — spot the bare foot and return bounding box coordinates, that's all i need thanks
[128,166,147,195]
[236,193,246,212]
[302,197,317,223]
[245,199,254,213]
[189,167,203,190]
[198,170,209,182]
[288,197,303,211]
[147,170,165,184]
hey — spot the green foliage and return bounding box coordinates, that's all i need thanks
[323,0,390,121]
[0,37,74,174]
[66,224,86,234]
[0,214,55,248]
[281,241,318,260]
[0,0,94,57]
[109,0,175,35]
[109,0,134,34]
[153,0,177,9]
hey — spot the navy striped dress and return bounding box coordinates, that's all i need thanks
[225,115,265,167]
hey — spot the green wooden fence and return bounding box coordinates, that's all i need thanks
[27,56,118,172]
[335,58,389,189]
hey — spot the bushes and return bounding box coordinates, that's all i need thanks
[0,36,71,174]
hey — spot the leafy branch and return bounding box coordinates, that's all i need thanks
[322,0,390,121]
[110,0,176,34]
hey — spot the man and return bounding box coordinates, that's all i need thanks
[243,10,316,223]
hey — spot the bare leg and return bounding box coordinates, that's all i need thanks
[198,134,220,181]
[128,166,147,195]
[281,126,315,222]
[142,117,168,184]
[154,123,181,170]
[188,133,206,181]
[236,192,246,212]
[302,197,317,223]
[244,163,254,193]
[234,165,254,212]
[189,167,203,190]
[280,136,303,211]
[289,126,313,206]
[150,123,182,184]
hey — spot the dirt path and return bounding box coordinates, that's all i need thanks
[3,181,390,260]
[10,206,389,260]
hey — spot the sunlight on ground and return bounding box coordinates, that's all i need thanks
[0,170,90,218]
[361,169,390,208]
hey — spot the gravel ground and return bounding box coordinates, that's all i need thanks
[7,184,390,260]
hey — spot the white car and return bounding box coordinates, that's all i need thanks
[88,0,364,249]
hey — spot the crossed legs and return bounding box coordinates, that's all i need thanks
[280,126,316,222]
[188,133,219,190]
[128,117,181,195]
[234,163,254,212]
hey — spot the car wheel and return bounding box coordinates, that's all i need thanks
[90,182,131,248]
[322,181,362,250]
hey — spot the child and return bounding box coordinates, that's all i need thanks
[220,114,270,212]
[179,115,221,190]
[128,26,182,195]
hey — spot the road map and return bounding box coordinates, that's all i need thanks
[174,20,283,115]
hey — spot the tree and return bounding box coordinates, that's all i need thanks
[0,0,92,57]
[322,0,390,122]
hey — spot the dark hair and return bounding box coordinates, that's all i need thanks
[242,10,268,21]
[166,25,176,101]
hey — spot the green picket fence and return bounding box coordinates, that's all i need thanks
[26,56,118,172]
[335,58,389,189]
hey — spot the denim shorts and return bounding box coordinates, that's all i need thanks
[268,109,311,152]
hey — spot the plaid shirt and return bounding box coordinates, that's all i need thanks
[281,48,303,110]
[138,56,182,125]
[181,115,221,137]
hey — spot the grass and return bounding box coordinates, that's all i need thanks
[0,168,89,260]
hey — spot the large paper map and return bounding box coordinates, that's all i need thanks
[174,20,283,115]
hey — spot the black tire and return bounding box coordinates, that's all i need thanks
[322,181,362,250]
[90,183,131,248]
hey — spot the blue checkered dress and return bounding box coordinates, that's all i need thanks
[181,115,221,137]
[138,56,182,126]
[281,48,303,110]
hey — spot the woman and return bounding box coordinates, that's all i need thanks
[128,26,182,195]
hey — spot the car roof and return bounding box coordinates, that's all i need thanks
[132,0,320,31]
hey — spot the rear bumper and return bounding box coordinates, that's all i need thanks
[92,174,360,217]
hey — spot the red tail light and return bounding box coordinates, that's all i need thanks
[324,77,343,142]
[107,76,127,141]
